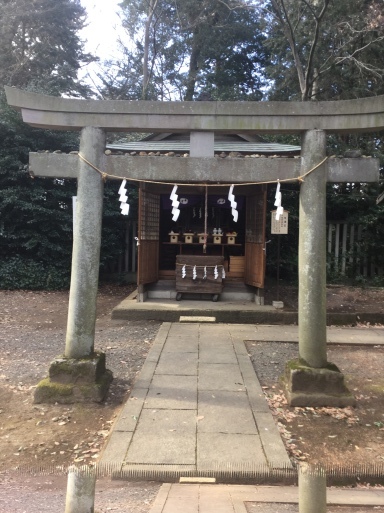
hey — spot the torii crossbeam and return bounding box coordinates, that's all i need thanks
[5,86,381,406]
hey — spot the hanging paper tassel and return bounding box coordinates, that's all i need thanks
[203,266,207,280]
[182,264,186,278]
[193,207,196,218]
[118,180,130,216]
[199,207,202,219]
[192,265,197,280]
[274,180,284,220]
[170,185,180,222]
[222,267,226,279]
[228,184,238,222]
[214,265,218,280]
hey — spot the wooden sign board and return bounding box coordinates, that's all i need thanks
[271,210,289,234]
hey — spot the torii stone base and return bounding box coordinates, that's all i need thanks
[283,359,356,408]
[34,352,113,404]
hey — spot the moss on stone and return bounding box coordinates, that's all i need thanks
[34,377,74,403]
[285,358,341,373]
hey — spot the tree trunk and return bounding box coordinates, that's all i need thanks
[184,27,201,101]
[142,0,158,100]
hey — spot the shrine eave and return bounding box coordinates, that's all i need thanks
[5,87,384,134]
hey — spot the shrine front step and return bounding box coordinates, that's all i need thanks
[147,280,255,301]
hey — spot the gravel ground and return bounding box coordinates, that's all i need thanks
[248,341,298,384]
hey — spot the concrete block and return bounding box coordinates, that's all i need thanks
[48,352,107,384]
[34,369,113,404]
[179,316,216,322]
[283,359,356,407]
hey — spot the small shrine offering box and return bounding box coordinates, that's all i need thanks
[226,232,237,244]
[271,210,289,234]
[198,233,207,244]
[184,233,193,243]
[169,232,179,243]
[213,235,222,244]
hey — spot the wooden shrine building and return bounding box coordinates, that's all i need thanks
[107,133,300,302]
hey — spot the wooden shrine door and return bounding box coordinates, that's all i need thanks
[137,185,160,286]
[244,186,267,288]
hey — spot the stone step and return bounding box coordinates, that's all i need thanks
[147,280,255,301]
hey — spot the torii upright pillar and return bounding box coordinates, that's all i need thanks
[34,126,113,404]
[284,129,355,407]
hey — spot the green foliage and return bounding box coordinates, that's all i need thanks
[0,0,94,95]
[0,0,96,290]
[0,256,70,290]
[98,0,268,101]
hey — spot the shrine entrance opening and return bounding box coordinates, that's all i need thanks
[137,182,267,300]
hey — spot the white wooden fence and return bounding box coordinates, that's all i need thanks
[327,222,383,277]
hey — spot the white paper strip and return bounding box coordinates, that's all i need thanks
[118,180,127,195]
[172,207,180,221]
[121,203,130,216]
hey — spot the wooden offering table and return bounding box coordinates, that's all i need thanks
[175,255,224,301]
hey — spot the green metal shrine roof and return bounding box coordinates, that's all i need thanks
[106,141,301,154]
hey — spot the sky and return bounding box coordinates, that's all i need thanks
[79,0,125,80]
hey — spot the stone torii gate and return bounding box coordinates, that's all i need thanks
[5,87,381,406]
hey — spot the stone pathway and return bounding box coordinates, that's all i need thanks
[149,483,384,513]
[100,322,290,476]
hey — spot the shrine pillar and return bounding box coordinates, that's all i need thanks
[284,129,355,407]
[34,126,113,404]
[65,126,105,358]
[298,129,327,367]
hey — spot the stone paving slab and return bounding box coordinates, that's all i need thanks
[199,346,238,364]
[155,351,198,375]
[255,413,293,466]
[197,432,267,467]
[112,387,148,432]
[125,409,197,464]
[150,484,384,513]
[198,390,258,434]
[145,374,197,409]
[198,363,245,392]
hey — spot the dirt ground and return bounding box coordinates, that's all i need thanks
[264,281,384,314]
[0,283,384,511]
[248,341,384,468]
